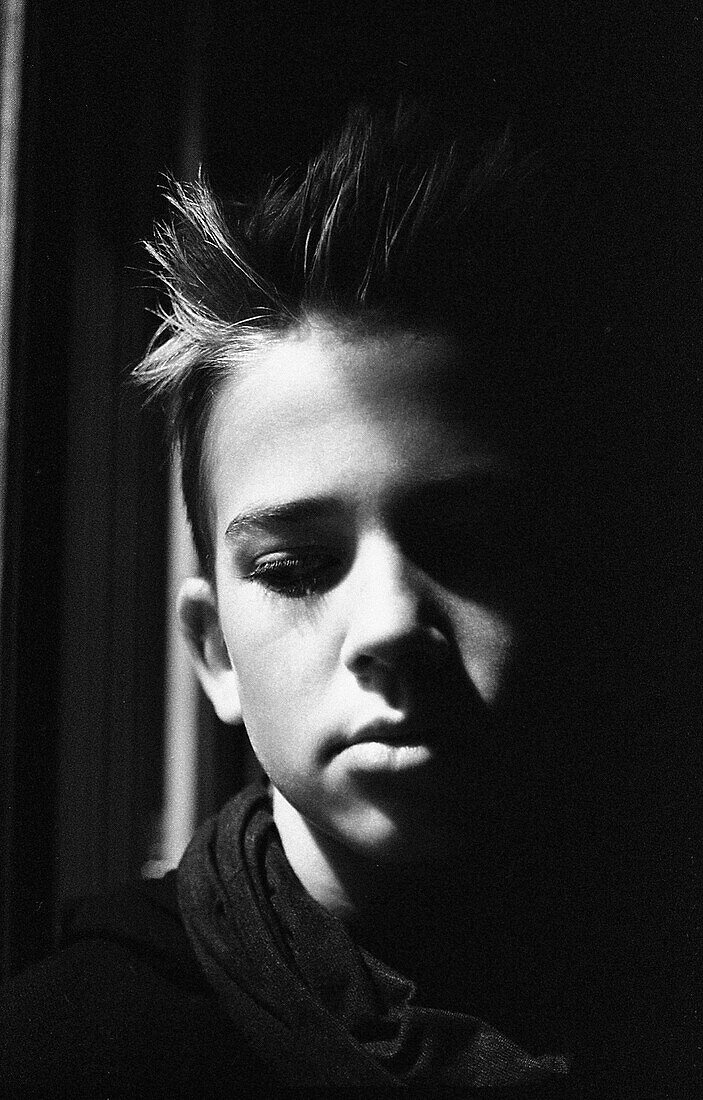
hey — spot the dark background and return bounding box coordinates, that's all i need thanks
[1,1,700,1078]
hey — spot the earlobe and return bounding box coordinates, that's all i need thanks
[177,577,242,725]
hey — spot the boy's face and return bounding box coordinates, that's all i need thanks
[191,322,550,864]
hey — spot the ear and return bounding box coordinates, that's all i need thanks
[177,577,242,725]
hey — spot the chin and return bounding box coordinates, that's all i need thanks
[340,806,454,868]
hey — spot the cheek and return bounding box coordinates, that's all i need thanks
[224,580,343,671]
[453,605,516,705]
[228,637,333,795]
[223,609,339,729]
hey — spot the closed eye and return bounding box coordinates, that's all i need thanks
[247,550,344,599]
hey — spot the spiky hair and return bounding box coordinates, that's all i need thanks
[135,102,558,575]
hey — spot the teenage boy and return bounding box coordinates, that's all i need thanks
[2,104,637,1094]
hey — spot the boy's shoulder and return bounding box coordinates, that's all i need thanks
[0,872,268,1098]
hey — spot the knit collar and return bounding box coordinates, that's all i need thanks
[177,784,570,1091]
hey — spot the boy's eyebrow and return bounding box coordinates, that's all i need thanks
[225,499,342,541]
[224,466,519,543]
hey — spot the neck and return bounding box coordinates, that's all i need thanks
[270,788,557,1017]
[271,787,394,927]
[275,792,532,1007]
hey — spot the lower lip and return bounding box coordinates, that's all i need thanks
[340,740,435,772]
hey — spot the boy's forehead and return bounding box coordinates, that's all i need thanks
[210,320,515,463]
[231,321,465,412]
[204,322,519,525]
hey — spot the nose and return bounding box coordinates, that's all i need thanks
[340,531,448,690]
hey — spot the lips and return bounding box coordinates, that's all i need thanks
[329,718,438,773]
[346,719,426,748]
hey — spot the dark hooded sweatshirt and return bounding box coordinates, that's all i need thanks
[0,784,650,1097]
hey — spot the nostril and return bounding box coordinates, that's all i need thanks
[351,654,406,707]
[347,627,451,685]
[350,653,375,682]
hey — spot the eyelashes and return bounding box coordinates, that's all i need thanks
[247,552,342,600]
[243,502,538,604]
[245,527,533,605]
